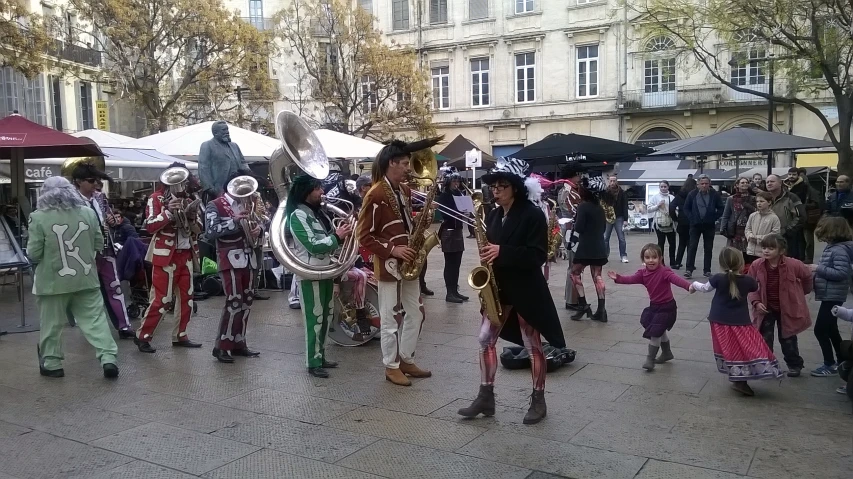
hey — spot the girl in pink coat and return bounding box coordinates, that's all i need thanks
[747,234,813,377]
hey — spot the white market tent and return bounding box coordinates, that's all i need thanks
[123,122,280,161]
[314,129,383,159]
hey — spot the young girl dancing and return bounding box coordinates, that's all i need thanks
[747,234,813,377]
[808,217,853,377]
[608,243,692,371]
[691,247,784,396]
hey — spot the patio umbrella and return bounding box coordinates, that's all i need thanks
[313,129,383,158]
[440,134,497,169]
[0,114,104,215]
[123,121,280,161]
[512,133,654,167]
[648,127,834,156]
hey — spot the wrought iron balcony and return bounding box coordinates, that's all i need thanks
[241,17,275,31]
[48,39,102,67]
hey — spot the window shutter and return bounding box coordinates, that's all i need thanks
[74,80,82,131]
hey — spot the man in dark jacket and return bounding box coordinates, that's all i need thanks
[766,174,806,261]
[788,168,823,263]
[826,175,853,227]
[111,208,139,245]
[683,174,724,278]
[602,175,630,263]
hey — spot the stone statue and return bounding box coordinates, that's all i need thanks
[198,121,252,200]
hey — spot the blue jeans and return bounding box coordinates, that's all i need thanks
[604,217,627,258]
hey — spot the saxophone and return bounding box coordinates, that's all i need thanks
[400,180,440,281]
[467,196,502,327]
[547,205,562,261]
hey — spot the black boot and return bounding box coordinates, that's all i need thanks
[457,385,496,418]
[591,299,607,323]
[523,389,547,425]
[570,297,591,321]
[420,283,434,296]
[445,293,463,304]
[454,289,470,301]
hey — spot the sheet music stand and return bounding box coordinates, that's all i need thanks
[0,216,31,330]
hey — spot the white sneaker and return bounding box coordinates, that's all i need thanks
[621,257,629,263]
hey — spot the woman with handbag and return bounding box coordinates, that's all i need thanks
[647,181,676,266]
[437,173,469,303]
[719,177,756,259]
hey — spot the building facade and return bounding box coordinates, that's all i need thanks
[1,1,110,134]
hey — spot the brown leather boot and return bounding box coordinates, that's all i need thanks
[523,389,547,425]
[399,361,432,378]
[385,368,412,386]
[457,385,495,418]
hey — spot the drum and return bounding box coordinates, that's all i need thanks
[328,279,381,346]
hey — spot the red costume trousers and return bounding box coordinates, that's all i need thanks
[215,267,255,351]
[137,249,194,342]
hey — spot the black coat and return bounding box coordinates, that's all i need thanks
[573,201,607,261]
[486,199,566,349]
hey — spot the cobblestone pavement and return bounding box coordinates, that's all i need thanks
[0,233,850,478]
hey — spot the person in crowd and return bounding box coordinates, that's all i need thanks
[437,173,469,304]
[828,305,853,395]
[750,173,766,195]
[764,174,806,261]
[560,163,585,310]
[286,175,353,378]
[29,177,119,379]
[669,177,696,270]
[134,165,204,353]
[111,207,139,244]
[356,175,372,198]
[2,203,24,247]
[357,137,440,386]
[456,158,566,425]
[71,163,134,339]
[744,192,781,266]
[826,175,853,227]
[609,243,692,371]
[787,168,823,264]
[601,175,629,263]
[748,234,812,377]
[807,217,853,377]
[205,174,263,363]
[569,179,609,322]
[647,180,676,266]
[690,247,784,396]
[683,174,725,278]
[720,177,756,260]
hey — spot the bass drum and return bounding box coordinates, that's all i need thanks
[328,280,381,346]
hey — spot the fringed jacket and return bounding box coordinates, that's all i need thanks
[357,178,414,282]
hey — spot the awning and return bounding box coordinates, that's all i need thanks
[615,159,698,184]
[0,156,197,182]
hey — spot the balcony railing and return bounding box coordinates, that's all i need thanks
[49,39,102,67]
[240,17,275,31]
[620,81,836,111]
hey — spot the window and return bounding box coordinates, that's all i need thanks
[360,75,377,113]
[515,0,534,14]
[64,11,78,44]
[78,81,93,130]
[644,37,676,96]
[576,45,599,98]
[49,76,63,131]
[360,0,373,13]
[248,0,264,30]
[392,0,409,30]
[430,0,448,24]
[469,0,488,19]
[431,66,449,109]
[471,58,490,107]
[515,53,535,103]
[730,48,766,87]
[0,67,46,125]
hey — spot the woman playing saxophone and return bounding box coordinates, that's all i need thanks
[457,158,568,426]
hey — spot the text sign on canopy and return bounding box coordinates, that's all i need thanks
[0,134,27,144]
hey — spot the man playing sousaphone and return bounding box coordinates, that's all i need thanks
[286,175,353,378]
[204,174,264,363]
[357,137,442,386]
[135,164,204,353]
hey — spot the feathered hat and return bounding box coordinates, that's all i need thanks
[481,157,541,203]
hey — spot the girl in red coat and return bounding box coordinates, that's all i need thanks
[747,234,813,377]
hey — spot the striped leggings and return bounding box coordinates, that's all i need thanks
[479,307,546,391]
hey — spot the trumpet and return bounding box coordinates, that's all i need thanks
[227,175,264,249]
